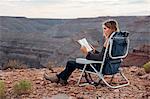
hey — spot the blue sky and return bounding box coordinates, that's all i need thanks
[0,0,149,18]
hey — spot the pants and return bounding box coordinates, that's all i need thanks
[57,60,100,81]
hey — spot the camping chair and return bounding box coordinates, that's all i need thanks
[76,31,130,88]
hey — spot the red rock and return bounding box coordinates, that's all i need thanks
[35,80,41,84]
[70,93,76,97]
[85,84,96,91]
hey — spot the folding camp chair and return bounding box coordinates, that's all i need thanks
[76,31,130,88]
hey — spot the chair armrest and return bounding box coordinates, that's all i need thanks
[76,58,103,64]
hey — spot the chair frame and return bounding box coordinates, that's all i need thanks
[76,32,130,88]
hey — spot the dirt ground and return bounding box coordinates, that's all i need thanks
[0,66,150,99]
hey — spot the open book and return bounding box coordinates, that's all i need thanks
[77,38,93,52]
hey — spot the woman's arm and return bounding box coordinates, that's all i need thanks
[86,47,105,61]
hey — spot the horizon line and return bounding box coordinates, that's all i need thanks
[0,15,150,19]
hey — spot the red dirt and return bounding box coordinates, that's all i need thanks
[0,66,150,99]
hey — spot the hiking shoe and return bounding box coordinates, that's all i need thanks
[44,73,68,85]
[59,78,68,85]
[44,73,59,83]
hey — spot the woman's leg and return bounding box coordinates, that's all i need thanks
[57,60,84,81]
[44,60,100,85]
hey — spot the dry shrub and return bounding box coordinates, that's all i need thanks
[0,80,6,99]
[45,61,55,72]
[143,61,150,73]
[13,80,32,95]
[3,60,27,70]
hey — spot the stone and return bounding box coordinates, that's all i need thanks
[51,93,69,99]
[84,84,96,91]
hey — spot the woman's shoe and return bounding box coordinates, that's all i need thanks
[59,78,68,85]
[44,73,59,83]
[44,73,68,85]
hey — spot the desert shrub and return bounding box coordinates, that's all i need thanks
[0,80,6,99]
[3,60,27,70]
[143,61,150,73]
[13,80,32,95]
[45,61,55,72]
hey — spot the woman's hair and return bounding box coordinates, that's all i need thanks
[103,19,120,32]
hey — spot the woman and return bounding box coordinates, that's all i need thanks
[44,19,119,85]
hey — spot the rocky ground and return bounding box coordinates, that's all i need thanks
[0,66,150,99]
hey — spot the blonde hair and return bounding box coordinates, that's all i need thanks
[103,19,120,32]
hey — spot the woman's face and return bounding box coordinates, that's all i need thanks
[102,25,113,38]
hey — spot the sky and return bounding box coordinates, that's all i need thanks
[0,0,150,18]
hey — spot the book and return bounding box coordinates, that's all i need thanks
[77,38,93,52]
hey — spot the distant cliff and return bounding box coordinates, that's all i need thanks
[0,16,150,68]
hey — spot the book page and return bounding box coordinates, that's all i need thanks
[78,38,93,52]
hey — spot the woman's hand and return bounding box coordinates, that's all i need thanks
[80,46,88,56]
[90,44,96,53]
[104,38,108,48]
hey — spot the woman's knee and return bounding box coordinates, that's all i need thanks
[66,60,84,70]
[66,61,76,67]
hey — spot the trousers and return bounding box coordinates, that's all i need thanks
[57,60,100,81]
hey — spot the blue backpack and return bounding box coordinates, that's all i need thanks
[102,31,129,75]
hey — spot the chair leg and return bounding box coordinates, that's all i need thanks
[77,64,102,86]
[77,65,129,88]
[77,64,87,85]
[85,73,102,86]
[99,71,129,88]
